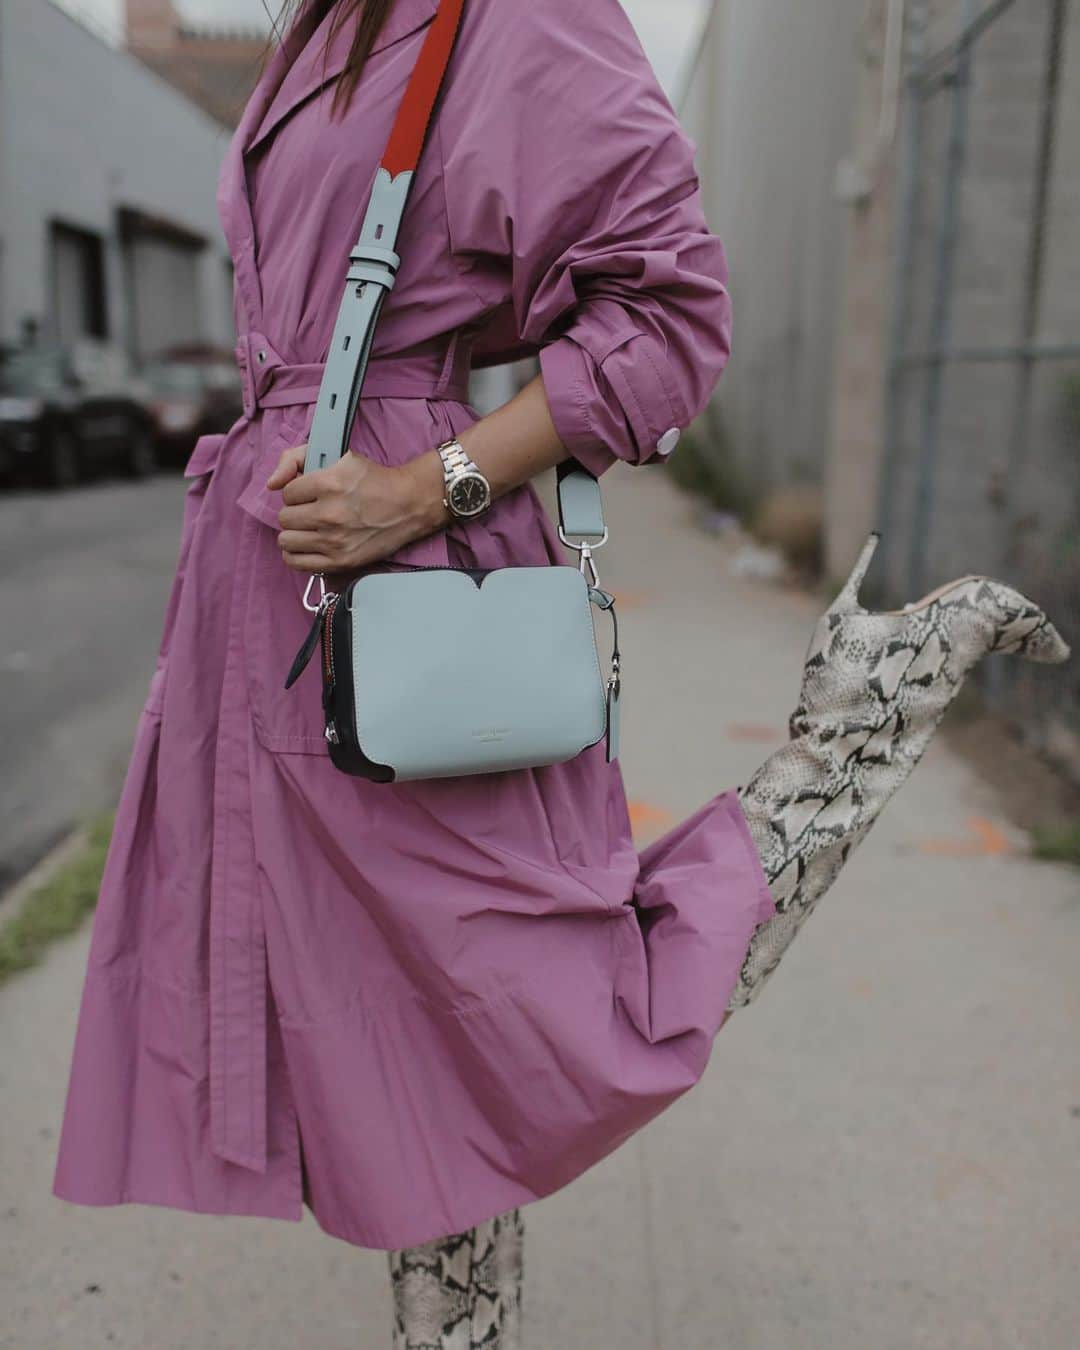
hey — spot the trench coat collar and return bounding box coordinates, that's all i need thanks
[243,0,440,159]
[217,0,439,334]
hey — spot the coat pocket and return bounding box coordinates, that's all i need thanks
[239,410,339,753]
[182,430,227,480]
[236,407,315,533]
[243,522,334,754]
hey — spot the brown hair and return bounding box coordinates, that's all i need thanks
[269,0,396,114]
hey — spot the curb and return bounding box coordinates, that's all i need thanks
[0,825,91,925]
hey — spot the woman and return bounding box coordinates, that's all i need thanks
[52,0,1068,1345]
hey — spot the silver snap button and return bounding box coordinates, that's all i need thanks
[257,350,267,363]
[657,426,681,456]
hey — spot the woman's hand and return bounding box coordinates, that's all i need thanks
[265,372,574,576]
[267,444,448,576]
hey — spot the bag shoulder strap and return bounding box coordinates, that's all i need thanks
[302,0,465,477]
[302,0,605,543]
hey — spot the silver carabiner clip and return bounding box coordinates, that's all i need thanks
[558,526,608,587]
[577,542,601,588]
[302,572,328,613]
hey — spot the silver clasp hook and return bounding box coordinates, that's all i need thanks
[558,526,608,587]
[302,572,329,613]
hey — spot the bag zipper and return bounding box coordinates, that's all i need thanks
[322,594,339,684]
[322,593,341,744]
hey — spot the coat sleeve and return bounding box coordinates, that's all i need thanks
[438,0,732,479]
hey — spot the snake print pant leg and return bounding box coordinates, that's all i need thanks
[388,1207,525,1349]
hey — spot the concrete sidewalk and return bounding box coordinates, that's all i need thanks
[3,464,1078,1349]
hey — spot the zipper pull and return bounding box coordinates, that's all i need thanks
[591,587,621,762]
[605,667,621,763]
[284,596,330,690]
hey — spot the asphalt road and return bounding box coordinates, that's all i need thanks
[2,463,1078,1347]
[0,472,186,889]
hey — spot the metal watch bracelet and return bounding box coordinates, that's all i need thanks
[436,437,492,520]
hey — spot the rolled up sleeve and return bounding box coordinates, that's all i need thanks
[440,0,732,478]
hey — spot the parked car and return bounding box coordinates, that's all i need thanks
[0,341,157,488]
[143,348,243,467]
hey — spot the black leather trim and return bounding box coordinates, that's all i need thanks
[324,587,396,782]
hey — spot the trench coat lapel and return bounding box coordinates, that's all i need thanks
[243,0,440,159]
[216,9,316,333]
[217,0,439,333]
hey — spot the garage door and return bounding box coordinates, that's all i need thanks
[128,232,202,361]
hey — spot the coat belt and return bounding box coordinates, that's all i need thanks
[233,330,473,418]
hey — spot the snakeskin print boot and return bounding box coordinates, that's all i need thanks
[388,1207,525,1349]
[728,532,1070,1008]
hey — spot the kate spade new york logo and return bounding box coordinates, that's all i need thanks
[471,727,511,743]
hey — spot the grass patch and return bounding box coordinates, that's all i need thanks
[1031,821,1080,867]
[0,812,113,985]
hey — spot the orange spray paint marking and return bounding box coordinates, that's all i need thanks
[627,800,674,838]
[917,815,1016,858]
[968,817,1012,855]
[607,590,651,610]
[726,723,786,743]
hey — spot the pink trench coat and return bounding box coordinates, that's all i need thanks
[52,0,775,1250]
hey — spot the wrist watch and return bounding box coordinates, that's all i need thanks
[436,437,492,520]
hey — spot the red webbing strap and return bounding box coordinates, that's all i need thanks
[382,0,466,177]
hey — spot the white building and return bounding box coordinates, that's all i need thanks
[0,0,234,359]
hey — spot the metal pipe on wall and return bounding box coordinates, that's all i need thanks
[905,0,980,599]
[875,0,930,590]
[1001,0,1070,574]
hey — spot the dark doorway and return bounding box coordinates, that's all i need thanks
[50,221,108,344]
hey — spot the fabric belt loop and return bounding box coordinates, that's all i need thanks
[235,335,257,420]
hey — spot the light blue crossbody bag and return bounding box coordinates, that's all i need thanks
[284,0,621,783]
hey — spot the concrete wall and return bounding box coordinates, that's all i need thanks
[0,0,233,353]
[869,0,1080,770]
[878,0,1080,593]
[687,0,1079,768]
[680,0,864,508]
[823,0,902,580]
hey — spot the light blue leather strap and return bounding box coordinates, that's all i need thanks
[303,168,412,474]
[556,464,606,541]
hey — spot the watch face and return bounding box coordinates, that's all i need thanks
[448,472,491,517]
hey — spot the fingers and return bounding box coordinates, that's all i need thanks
[266,443,307,491]
[278,515,356,571]
[280,552,336,574]
[281,469,325,506]
[278,528,363,574]
[277,529,327,557]
[276,502,323,531]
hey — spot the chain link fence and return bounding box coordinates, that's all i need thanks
[877,0,1080,769]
